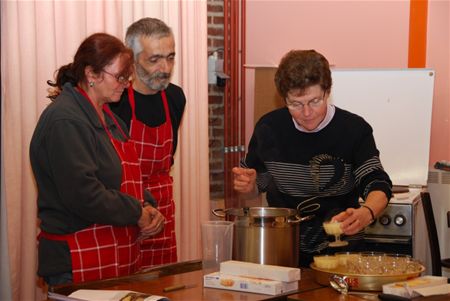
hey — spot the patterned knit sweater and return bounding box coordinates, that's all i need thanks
[242,106,392,258]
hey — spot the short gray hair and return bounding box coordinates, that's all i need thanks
[125,17,173,60]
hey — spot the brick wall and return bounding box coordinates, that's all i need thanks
[208,0,225,200]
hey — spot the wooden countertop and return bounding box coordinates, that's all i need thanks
[50,260,322,301]
[49,260,450,301]
[288,286,450,301]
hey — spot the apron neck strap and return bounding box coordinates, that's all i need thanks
[77,86,127,140]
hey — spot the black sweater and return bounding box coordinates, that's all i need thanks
[243,106,392,255]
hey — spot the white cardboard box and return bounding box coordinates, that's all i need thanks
[219,260,301,282]
[382,276,448,298]
[203,272,298,295]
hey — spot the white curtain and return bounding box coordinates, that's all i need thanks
[0,1,209,300]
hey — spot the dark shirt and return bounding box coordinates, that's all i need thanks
[109,83,186,162]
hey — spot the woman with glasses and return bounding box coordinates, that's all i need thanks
[30,33,165,285]
[233,49,392,267]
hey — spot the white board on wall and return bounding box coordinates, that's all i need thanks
[329,69,435,186]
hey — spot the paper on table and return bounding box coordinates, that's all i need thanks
[66,289,169,301]
[48,292,87,301]
[381,275,448,298]
[413,284,450,297]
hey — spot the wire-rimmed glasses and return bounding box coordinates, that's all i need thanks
[103,70,132,85]
[285,92,326,111]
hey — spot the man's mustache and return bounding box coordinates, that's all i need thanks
[151,72,171,80]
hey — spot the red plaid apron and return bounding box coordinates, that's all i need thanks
[127,86,177,267]
[39,88,144,283]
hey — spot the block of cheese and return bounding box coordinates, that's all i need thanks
[203,272,298,295]
[382,276,447,298]
[219,260,301,282]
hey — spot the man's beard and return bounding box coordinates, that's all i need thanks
[135,63,171,91]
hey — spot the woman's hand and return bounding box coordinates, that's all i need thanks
[137,205,165,240]
[232,167,257,194]
[331,191,388,235]
[331,207,373,236]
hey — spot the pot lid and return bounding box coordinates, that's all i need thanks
[226,207,297,217]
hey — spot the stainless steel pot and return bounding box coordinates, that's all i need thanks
[212,207,312,267]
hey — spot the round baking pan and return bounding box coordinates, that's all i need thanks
[310,263,425,291]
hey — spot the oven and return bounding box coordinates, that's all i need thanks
[364,202,415,256]
[362,188,428,265]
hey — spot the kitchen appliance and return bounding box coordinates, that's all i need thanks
[329,69,435,273]
[212,207,305,267]
[362,188,426,260]
[427,168,450,277]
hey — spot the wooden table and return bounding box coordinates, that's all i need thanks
[288,286,450,301]
[50,260,450,301]
[50,260,322,301]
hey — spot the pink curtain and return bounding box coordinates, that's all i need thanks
[0,1,209,300]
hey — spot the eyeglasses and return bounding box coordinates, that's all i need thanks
[286,93,326,111]
[103,70,132,84]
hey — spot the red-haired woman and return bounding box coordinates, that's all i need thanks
[30,33,164,285]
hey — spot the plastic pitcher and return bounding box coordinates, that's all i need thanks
[201,220,233,272]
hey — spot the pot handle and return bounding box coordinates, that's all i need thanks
[296,196,320,213]
[212,208,226,218]
[295,195,320,224]
[288,214,315,224]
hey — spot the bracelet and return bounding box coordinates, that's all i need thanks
[361,204,375,221]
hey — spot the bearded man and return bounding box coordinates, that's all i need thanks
[110,17,186,267]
